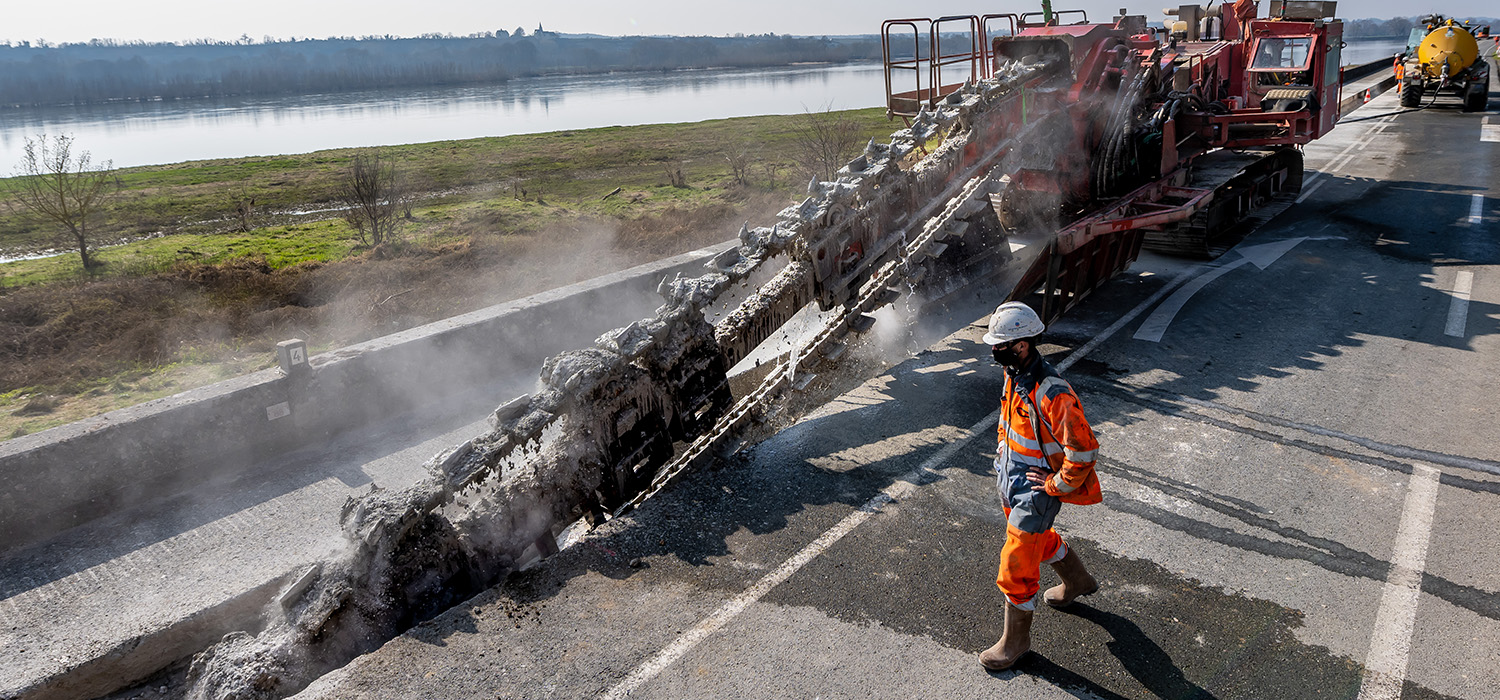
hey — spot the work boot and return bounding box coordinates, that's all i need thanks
[978,602,1033,670]
[1044,547,1098,608]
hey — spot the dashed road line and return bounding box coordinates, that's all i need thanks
[1468,193,1484,226]
[1357,464,1441,700]
[1328,114,1398,171]
[1357,119,1394,151]
[1444,270,1474,338]
[1482,116,1500,143]
[598,264,1175,699]
[1295,178,1326,204]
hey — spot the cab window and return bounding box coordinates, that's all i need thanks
[1251,37,1312,70]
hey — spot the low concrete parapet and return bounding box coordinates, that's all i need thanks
[0,241,735,554]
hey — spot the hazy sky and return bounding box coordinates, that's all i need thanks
[6,1,1494,45]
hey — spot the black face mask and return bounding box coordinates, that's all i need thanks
[993,344,1024,367]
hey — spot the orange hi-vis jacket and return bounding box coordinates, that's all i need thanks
[998,357,1101,508]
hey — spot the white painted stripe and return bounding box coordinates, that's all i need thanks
[1444,270,1474,338]
[1468,194,1484,225]
[1356,464,1441,700]
[599,266,1166,698]
[1295,179,1327,204]
[1482,116,1500,143]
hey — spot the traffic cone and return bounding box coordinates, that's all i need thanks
[1363,89,1372,104]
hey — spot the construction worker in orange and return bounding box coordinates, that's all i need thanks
[978,301,1102,671]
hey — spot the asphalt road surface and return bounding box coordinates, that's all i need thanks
[288,73,1500,699]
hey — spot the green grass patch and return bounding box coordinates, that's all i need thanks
[1,219,358,286]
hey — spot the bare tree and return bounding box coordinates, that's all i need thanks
[228,185,258,233]
[725,147,753,187]
[759,161,785,191]
[336,150,403,246]
[5,134,118,270]
[789,106,862,183]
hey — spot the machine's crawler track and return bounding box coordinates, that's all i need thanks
[1144,148,1304,258]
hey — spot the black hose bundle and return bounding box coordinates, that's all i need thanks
[1093,62,1154,198]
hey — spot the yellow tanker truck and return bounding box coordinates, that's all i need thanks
[1398,15,1492,111]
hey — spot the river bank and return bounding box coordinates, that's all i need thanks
[0,107,893,439]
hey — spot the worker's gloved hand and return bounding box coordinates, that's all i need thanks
[1025,466,1053,492]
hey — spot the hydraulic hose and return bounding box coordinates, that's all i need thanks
[1339,81,1443,123]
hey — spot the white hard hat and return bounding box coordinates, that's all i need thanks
[981,301,1045,345]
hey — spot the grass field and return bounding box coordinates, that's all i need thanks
[0,107,897,438]
[0,108,891,262]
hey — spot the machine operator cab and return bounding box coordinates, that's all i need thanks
[1245,1,1341,134]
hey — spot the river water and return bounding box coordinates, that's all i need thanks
[0,39,1408,171]
[0,63,891,170]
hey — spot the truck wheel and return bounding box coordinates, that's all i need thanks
[1400,83,1423,108]
[1463,86,1488,112]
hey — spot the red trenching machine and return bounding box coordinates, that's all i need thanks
[880,0,1342,321]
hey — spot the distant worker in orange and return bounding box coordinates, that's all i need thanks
[977,301,1102,671]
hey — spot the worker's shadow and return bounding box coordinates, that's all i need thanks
[1021,603,1218,700]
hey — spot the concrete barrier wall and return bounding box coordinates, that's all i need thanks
[1338,59,1399,118]
[0,241,735,553]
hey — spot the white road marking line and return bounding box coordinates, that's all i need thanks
[1357,126,1387,151]
[1335,114,1399,163]
[1444,270,1474,338]
[598,266,1168,699]
[1357,464,1441,700]
[1482,116,1500,143]
[1295,179,1327,204]
[1468,194,1484,225]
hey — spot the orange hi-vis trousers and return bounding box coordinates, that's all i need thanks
[998,507,1069,610]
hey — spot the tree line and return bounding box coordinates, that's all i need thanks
[1343,16,1497,40]
[0,33,883,108]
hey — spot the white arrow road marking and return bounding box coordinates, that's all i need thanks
[1133,237,1308,343]
[1444,270,1474,338]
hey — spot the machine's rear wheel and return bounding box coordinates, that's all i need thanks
[1400,83,1423,108]
[1463,84,1488,112]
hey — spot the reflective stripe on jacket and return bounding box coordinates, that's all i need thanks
[998,355,1102,506]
